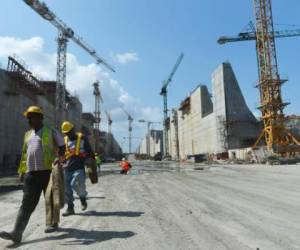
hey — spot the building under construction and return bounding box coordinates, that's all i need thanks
[0,56,121,174]
[137,130,163,157]
[168,62,261,160]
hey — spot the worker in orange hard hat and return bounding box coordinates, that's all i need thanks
[0,106,65,244]
[61,121,95,216]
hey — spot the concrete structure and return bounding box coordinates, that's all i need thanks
[0,57,82,174]
[169,62,261,160]
[137,129,163,157]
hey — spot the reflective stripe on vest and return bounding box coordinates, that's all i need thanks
[64,132,87,159]
[18,125,55,174]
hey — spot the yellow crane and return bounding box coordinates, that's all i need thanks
[252,0,300,153]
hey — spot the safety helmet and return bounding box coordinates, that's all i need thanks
[23,106,43,117]
[122,157,126,161]
[61,121,74,134]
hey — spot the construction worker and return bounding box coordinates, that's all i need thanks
[61,121,93,216]
[0,106,65,244]
[95,153,102,173]
[119,157,132,175]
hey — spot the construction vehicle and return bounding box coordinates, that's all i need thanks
[121,108,133,154]
[160,53,184,158]
[23,0,115,125]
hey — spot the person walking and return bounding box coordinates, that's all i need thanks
[61,121,93,216]
[0,106,65,244]
[95,153,102,173]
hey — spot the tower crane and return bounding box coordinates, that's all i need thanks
[218,21,300,44]
[23,0,115,125]
[105,111,112,134]
[105,110,113,155]
[121,108,133,154]
[93,81,103,131]
[160,53,184,157]
[252,0,300,153]
[218,2,300,153]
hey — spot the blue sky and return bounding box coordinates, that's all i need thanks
[1,0,300,152]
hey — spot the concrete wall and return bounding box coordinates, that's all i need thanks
[0,68,83,174]
[137,130,163,157]
[169,62,261,160]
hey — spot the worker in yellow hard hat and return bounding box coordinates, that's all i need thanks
[0,105,65,244]
[60,121,95,216]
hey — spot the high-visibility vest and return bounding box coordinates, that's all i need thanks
[18,125,55,174]
[64,132,87,159]
[95,156,101,165]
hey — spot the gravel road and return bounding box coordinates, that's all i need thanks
[0,162,300,250]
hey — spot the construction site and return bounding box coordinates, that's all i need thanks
[1,0,300,249]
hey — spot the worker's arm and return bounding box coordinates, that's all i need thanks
[52,129,66,162]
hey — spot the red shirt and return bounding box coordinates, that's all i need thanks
[120,161,130,171]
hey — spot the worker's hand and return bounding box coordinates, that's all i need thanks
[18,173,25,183]
[58,155,66,164]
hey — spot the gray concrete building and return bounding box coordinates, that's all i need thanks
[137,129,163,157]
[168,62,260,160]
[0,57,82,173]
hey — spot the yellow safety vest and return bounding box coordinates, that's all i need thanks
[18,125,55,174]
[64,132,86,159]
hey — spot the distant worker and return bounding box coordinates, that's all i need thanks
[0,106,65,244]
[119,157,132,175]
[95,153,102,173]
[61,121,93,216]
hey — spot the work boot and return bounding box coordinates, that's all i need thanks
[80,197,88,211]
[0,231,22,244]
[44,223,58,233]
[0,209,28,244]
[62,206,75,217]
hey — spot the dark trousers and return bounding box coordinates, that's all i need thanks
[15,170,51,232]
[120,169,128,174]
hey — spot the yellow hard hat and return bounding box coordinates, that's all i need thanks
[61,121,74,134]
[23,106,43,117]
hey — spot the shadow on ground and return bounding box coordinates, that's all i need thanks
[74,196,105,200]
[7,228,135,248]
[76,210,144,217]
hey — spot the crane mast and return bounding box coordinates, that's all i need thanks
[93,81,103,131]
[253,0,300,152]
[23,0,115,125]
[122,108,133,154]
[105,111,112,134]
[160,53,184,158]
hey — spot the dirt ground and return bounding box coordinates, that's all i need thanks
[0,161,300,250]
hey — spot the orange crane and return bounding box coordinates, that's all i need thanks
[252,0,300,153]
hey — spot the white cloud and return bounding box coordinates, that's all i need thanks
[0,36,160,152]
[114,52,139,64]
